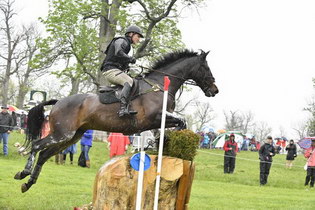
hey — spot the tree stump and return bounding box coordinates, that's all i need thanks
[92,155,195,210]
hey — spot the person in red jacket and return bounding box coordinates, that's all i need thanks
[304,139,315,187]
[108,132,130,158]
[223,133,238,173]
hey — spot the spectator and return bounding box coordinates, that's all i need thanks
[259,136,275,186]
[20,112,27,134]
[256,141,261,150]
[41,115,50,138]
[241,137,249,151]
[108,132,130,158]
[62,144,77,165]
[304,139,315,188]
[209,132,217,149]
[80,130,94,168]
[285,139,297,169]
[40,114,61,164]
[140,130,155,150]
[250,137,257,151]
[0,106,14,156]
[223,133,238,174]
[11,111,17,129]
[201,133,210,149]
[281,137,287,153]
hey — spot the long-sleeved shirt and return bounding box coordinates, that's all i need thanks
[304,146,315,167]
[259,143,275,162]
[223,140,238,156]
[0,112,14,133]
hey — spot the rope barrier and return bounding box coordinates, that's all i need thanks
[0,124,23,129]
[198,150,307,169]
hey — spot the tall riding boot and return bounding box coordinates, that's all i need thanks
[86,160,90,168]
[305,175,310,186]
[118,82,137,117]
[59,154,64,165]
[55,155,59,165]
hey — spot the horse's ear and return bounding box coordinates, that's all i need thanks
[200,50,210,60]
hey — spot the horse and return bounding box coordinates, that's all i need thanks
[14,49,219,193]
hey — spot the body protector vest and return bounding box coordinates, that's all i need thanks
[101,36,133,71]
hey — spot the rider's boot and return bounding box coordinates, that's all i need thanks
[118,82,137,117]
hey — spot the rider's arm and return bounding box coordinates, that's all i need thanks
[114,39,134,63]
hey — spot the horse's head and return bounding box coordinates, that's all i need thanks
[191,51,219,97]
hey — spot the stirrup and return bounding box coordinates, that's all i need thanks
[118,105,137,117]
[126,103,137,115]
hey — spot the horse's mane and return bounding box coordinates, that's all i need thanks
[151,49,198,70]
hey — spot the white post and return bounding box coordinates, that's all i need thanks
[137,136,140,152]
[136,135,145,210]
[153,76,170,210]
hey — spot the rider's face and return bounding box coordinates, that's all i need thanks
[132,33,141,44]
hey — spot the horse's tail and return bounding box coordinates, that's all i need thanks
[20,99,58,154]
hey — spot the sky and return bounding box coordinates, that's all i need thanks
[12,0,315,138]
[178,0,315,137]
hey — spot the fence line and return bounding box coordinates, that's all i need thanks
[198,150,306,169]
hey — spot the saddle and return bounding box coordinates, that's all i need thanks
[98,78,162,104]
[98,79,139,104]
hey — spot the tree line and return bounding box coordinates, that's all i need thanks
[0,0,203,107]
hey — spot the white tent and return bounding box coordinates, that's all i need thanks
[212,131,244,148]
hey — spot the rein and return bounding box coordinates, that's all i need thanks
[137,65,198,86]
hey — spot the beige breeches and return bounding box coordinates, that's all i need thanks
[102,69,133,87]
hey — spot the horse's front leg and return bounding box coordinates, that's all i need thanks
[159,111,186,130]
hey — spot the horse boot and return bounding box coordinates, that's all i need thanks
[118,82,137,117]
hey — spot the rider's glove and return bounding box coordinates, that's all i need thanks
[130,57,136,64]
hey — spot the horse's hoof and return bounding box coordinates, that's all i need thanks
[14,172,23,180]
[21,183,29,193]
[14,171,29,180]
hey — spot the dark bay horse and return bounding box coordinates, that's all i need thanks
[14,49,218,192]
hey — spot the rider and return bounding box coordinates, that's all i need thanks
[100,25,144,117]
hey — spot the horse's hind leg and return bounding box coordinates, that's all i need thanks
[21,145,60,193]
[21,131,84,193]
[14,134,56,180]
[14,151,37,180]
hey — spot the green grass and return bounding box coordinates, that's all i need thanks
[0,132,314,209]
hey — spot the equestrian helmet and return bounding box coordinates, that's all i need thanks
[125,25,144,38]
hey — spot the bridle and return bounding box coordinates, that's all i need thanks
[136,63,215,87]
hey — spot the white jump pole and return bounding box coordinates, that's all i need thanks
[153,76,170,210]
[136,134,145,210]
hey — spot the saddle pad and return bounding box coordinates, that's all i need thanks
[98,90,120,104]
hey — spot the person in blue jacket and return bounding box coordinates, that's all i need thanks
[80,130,94,168]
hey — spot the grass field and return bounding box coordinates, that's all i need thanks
[0,132,314,209]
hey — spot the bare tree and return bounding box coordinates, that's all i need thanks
[251,121,272,142]
[15,24,51,108]
[278,126,286,138]
[304,96,315,136]
[192,101,215,131]
[223,110,243,131]
[0,0,27,105]
[223,109,255,134]
[174,91,198,115]
[241,111,255,134]
[292,121,308,139]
